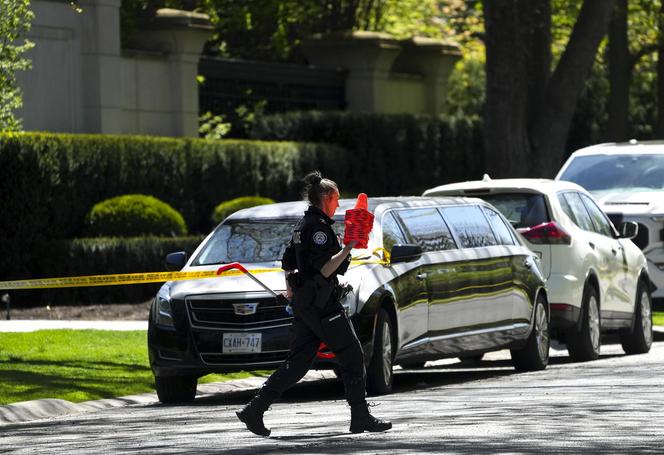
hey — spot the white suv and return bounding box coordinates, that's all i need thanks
[424,178,652,361]
[557,140,664,301]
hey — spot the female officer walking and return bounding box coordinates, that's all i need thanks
[236,171,392,437]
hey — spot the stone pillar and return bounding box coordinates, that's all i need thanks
[79,0,124,133]
[395,37,461,115]
[302,31,402,113]
[137,9,211,136]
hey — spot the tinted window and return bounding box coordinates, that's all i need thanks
[396,208,456,252]
[441,205,498,248]
[382,212,407,252]
[483,206,516,245]
[561,192,595,232]
[479,193,550,229]
[580,193,614,237]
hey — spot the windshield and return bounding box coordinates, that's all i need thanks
[193,220,296,265]
[559,154,664,192]
[192,218,347,265]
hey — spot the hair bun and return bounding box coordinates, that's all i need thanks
[312,175,322,185]
[304,170,323,186]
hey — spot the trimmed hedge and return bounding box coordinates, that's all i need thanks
[19,236,205,305]
[0,133,344,281]
[212,196,275,224]
[251,111,485,196]
[86,194,188,237]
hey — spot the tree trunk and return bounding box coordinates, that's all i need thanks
[605,0,631,142]
[656,2,664,138]
[484,0,615,178]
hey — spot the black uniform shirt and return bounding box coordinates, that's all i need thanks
[282,206,350,281]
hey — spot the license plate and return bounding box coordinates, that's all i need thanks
[222,333,262,354]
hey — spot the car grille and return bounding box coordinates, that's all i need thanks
[186,293,293,366]
[186,295,292,330]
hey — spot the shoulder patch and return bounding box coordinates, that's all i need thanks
[312,231,328,245]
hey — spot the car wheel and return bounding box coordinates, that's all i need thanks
[567,284,601,361]
[155,375,197,404]
[511,293,549,371]
[458,353,484,363]
[620,279,653,355]
[367,308,394,395]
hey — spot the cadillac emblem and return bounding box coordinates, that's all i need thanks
[233,303,259,315]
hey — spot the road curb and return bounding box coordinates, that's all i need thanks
[0,372,335,426]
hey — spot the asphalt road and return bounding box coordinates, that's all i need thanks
[1,337,663,454]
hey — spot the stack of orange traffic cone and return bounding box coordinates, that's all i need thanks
[343,193,374,249]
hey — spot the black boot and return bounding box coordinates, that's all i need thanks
[349,403,392,433]
[236,394,272,437]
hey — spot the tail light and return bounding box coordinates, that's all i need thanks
[316,342,335,359]
[519,221,571,245]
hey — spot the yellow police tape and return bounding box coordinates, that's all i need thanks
[0,250,390,291]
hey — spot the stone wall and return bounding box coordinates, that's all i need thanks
[16,0,210,137]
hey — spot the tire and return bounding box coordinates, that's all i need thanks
[367,308,394,395]
[155,375,197,403]
[399,361,426,369]
[567,284,601,362]
[458,353,484,363]
[620,280,653,355]
[511,293,549,371]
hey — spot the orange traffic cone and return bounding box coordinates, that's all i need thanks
[343,193,374,249]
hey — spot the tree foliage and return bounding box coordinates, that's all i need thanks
[0,0,34,131]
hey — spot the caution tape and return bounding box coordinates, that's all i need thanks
[0,267,280,291]
[0,254,390,291]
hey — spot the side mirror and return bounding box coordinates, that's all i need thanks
[619,221,638,240]
[165,251,187,270]
[390,244,423,264]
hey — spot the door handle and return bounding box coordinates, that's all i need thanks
[588,241,596,250]
[611,248,618,256]
[416,273,427,281]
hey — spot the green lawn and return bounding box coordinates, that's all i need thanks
[0,330,269,406]
[653,311,664,327]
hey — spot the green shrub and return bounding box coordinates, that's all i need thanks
[86,194,188,237]
[251,111,485,196]
[0,132,345,281]
[20,236,205,305]
[212,196,275,224]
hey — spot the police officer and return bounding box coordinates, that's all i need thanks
[236,171,392,437]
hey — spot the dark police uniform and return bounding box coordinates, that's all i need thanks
[258,205,367,407]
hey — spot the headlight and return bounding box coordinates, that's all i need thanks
[153,283,174,327]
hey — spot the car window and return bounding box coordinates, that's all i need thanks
[395,208,457,252]
[382,212,407,253]
[561,192,595,232]
[579,193,614,237]
[483,206,516,245]
[477,193,550,229]
[441,205,498,248]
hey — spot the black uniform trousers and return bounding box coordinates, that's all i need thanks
[259,295,367,407]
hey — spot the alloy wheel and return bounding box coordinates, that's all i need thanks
[588,295,600,353]
[640,289,653,346]
[382,321,392,387]
[535,301,550,361]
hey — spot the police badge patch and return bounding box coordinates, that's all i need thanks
[312,231,327,245]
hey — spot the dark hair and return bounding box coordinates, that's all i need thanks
[302,170,338,207]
